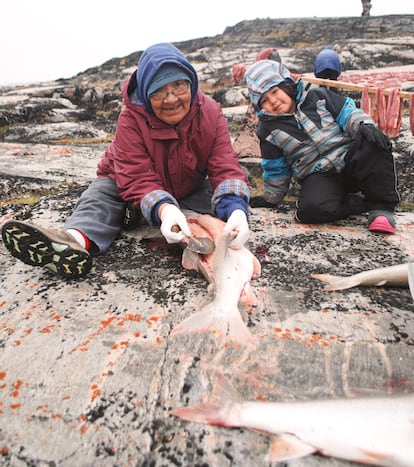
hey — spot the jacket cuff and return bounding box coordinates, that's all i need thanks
[141,190,178,225]
[211,179,250,214]
[215,194,249,221]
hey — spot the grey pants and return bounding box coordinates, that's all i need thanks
[65,177,213,255]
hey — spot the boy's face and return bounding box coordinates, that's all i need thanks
[260,85,295,114]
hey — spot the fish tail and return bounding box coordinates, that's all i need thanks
[173,401,230,426]
[173,373,240,426]
[171,301,256,346]
[311,273,360,291]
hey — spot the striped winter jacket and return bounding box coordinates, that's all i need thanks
[256,81,374,205]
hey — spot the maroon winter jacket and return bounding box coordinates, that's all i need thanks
[97,73,248,223]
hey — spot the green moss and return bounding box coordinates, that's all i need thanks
[49,135,114,144]
[0,183,81,207]
[398,201,414,212]
[0,125,11,137]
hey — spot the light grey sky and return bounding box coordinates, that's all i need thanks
[1,0,412,85]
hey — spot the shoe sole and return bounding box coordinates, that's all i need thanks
[1,220,92,278]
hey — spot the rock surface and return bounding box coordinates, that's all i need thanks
[0,15,414,467]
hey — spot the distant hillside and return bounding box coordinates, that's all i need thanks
[80,15,414,78]
[1,15,413,144]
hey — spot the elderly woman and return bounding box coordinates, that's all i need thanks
[2,43,250,279]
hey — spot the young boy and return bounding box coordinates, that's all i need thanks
[245,60,399,234]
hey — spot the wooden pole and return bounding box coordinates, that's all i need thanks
[301,76,413,100]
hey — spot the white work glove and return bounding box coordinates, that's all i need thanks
[223,209,250,249]
[160,204,191,244]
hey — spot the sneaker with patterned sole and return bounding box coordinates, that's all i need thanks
[368,211,396,234]
[1,220,92,278]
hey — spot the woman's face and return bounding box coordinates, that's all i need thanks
[260,85,295,114]
[149,80,191,125]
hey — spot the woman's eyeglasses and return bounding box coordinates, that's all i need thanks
[150,81,190,101]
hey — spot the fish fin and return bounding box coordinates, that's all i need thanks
[181,249,214,283]
[171,301,256,347]
[181,248,200,271]
[252,255,261,277]
[268,434,316,462]
[239,281,259,307]
[311,273,360,291]
[211,372,243,404]
[358,449,394,465]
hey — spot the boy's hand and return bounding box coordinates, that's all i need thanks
[355,124,390,152]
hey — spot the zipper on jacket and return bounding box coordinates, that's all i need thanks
[294,114,303,130]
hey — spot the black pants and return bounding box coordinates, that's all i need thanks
[296,139,399,224]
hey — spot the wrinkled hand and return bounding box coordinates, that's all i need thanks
[160,204,191,244]
[355,124,390,152]
[250,195,276,208]
[223,209,250,249]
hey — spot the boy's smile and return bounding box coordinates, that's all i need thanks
[260,85,295,114]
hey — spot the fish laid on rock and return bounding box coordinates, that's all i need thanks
[173,373,414,467]
[172,214,261,346]
[312,263,410,292]
[408,262,414,300]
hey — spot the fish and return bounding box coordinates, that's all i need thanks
[173,373,414,467]
[171,214,261,346]
[312,263,410,292]
[408,261,414,301]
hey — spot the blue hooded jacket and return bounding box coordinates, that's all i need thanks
[135,42,199,112]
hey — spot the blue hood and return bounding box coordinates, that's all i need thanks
[314,46,342,76]
[136,42,198,111]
